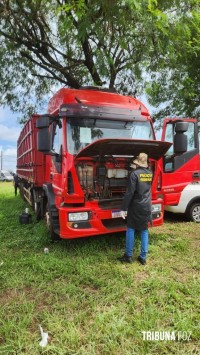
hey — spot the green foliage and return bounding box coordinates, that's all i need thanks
[0,0,199,121]
[145,0,200,120]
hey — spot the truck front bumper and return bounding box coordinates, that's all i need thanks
[58,199,163,239]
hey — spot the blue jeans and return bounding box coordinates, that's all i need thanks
[125,227,148,260]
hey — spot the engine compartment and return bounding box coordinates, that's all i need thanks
[75,157,131,200]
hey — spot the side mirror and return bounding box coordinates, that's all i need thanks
[174,132,188,154]
[174,121,188,154]
[174,133,187,154]
[37,128,51,152]
[36,116,50,128]
[175,122,189,133]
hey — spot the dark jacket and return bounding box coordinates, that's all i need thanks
[13,174,19,186]
[121,167,153,230]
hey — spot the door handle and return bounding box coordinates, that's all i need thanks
[193,172,200,179]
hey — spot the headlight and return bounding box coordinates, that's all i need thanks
[68,212,89,222]
[152,204,162,213]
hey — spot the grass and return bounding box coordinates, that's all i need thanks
[0,182,199,354]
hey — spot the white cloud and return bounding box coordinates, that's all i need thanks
[0,124,20,142]
[0,107,20,171]
[0,146,17,156]
[0,146,17,172]
[0,106,16,123]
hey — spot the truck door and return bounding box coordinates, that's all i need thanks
[50,121,63,190]
[161,118,200,206]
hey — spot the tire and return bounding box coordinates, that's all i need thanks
[45,200,60,242]
[187,202,200,223]
[19,183,26,201]
[34,201,42,221]
[32,190,42,221]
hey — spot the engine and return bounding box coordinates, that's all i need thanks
[76,159,129,200]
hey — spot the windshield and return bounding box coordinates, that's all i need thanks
[67,118,154,155]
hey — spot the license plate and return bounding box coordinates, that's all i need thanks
[112,211,122,218]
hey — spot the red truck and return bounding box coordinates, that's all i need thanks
[17,87,170,240]
[160,117,200,222]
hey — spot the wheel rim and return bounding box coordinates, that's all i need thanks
[45,209,55,237]
[192,205,200,222]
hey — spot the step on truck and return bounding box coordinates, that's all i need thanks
[17,87,170,240]
[161,117,200,222]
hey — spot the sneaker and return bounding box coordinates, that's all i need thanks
[137,256,146,265]
[118,254,133,263]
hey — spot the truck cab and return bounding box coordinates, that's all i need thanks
[17,87,171,240]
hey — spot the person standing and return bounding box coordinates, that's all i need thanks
[13,173,19,196]
[118,153,153,265]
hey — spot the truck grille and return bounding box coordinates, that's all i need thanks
[98,198,122,210]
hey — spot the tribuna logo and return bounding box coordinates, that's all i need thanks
[142,331,176,341]
[142,331,192,341]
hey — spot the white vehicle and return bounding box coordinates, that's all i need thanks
[0,170,14,182]
[164,184,200,222]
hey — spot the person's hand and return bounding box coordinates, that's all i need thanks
[121,211,127,219]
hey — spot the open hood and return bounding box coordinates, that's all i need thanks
[75,138,171,160]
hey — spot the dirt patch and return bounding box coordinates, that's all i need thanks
[0,286,53,312]
[81,284,100,293]
[133,271,148,283]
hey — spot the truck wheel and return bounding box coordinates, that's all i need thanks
[187,202,200,223]
[34,201,42,221]
[32,191,42,221]
[19,184,26,201]
[45,202,60,242]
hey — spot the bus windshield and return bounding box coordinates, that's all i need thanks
[67,118,154,155]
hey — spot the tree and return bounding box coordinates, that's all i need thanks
[0,0,199,122]
[145,0,200,123]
